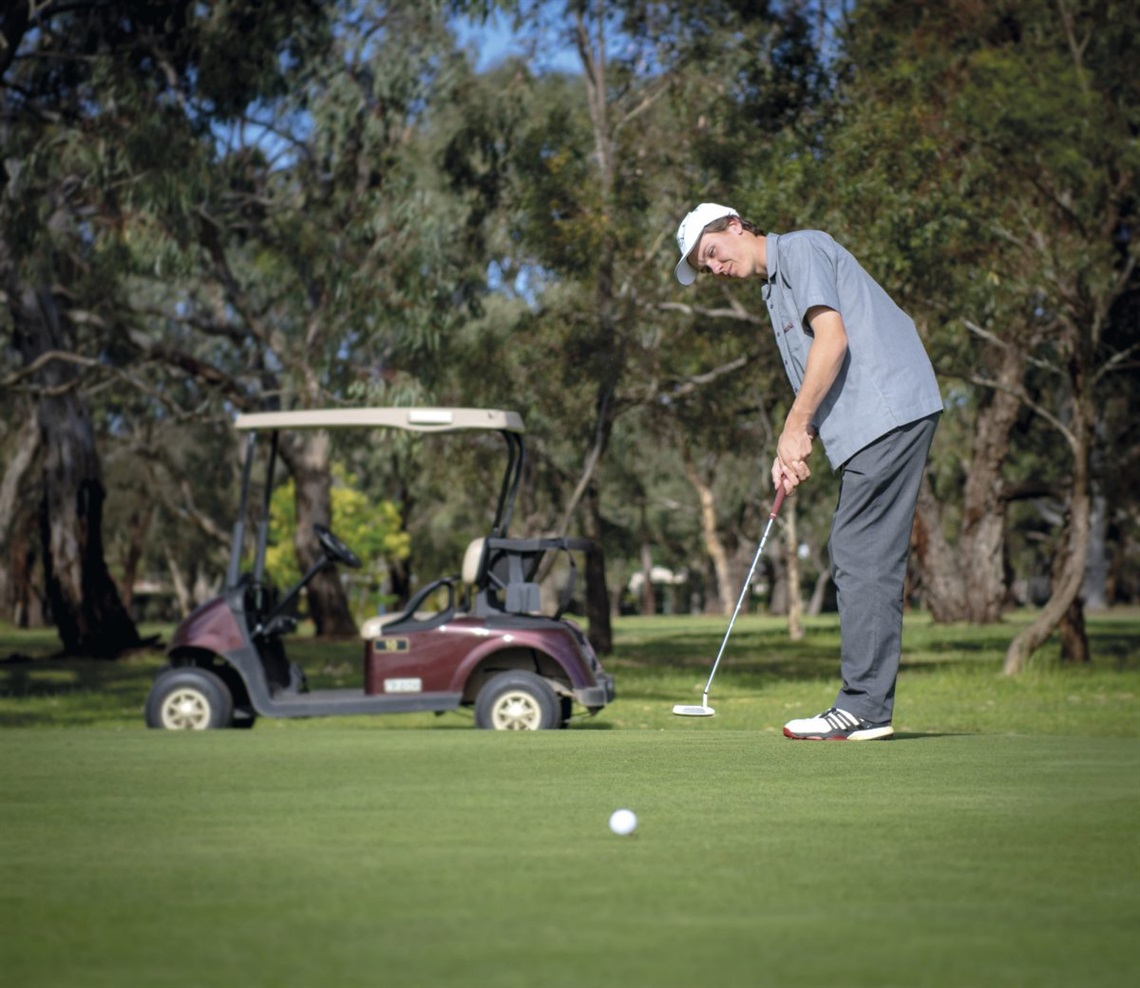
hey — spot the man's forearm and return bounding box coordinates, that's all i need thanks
[789,307,848,429]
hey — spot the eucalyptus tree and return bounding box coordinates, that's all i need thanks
[0,0,326,654]
[650,1,837,620]
[822,0,1138,668]
[443,1,829,646]
[150,4,485,635]
[2,0,500,645]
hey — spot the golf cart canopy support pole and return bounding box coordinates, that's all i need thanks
[227,431,258,590]
[253,428,279,587]
[493,432,524,538]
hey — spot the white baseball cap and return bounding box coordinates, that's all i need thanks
[674,202,739,285]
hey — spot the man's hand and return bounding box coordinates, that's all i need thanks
[773,424,815,495]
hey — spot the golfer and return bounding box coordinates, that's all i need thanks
[674,203,943,740]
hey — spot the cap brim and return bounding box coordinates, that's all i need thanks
[674,257,698,286]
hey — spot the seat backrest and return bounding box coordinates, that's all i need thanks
[464,535,590,618]
[462,538,486,586]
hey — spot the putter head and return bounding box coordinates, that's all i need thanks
[672,704,715,717]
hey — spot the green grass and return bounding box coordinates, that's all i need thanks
[1,611,1138,987]
[2,610,1138,735]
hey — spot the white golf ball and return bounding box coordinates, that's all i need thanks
[609,808,637,835]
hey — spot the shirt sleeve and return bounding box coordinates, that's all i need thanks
[784,233,841,332]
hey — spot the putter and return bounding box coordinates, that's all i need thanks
[673,484,788,717]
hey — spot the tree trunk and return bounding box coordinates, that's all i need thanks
[638,539,656,616]
[279,431,358,638]
[1082,489,1109,610]
[784,493,804,641]
[119,498,156,612]
[11,285,141,657]
[808,570,830,616]
[1004,475,1091,673]
[165,545,193,618]
[766,545,786,616]
[572,8,620,657]
[1004,347,1093,674]
[680,445,732,617]
[582,483,612,655]
[0,413,41,624]
[1058,596,1090,664]
[913,345,1024,623]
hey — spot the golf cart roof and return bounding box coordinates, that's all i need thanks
[234,407,525,434]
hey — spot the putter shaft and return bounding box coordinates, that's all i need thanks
[699,486,787,701]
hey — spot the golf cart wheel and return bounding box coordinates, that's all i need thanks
[145,667,234,730]
[474,671,560,731]
[231,706,258,730]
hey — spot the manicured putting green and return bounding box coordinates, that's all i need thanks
[2,728,1137,987]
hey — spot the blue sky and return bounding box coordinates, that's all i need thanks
[452,9,581,74]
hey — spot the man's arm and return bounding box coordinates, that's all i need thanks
[773,306,848,494]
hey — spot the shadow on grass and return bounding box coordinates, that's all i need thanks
[2,610,1137,729]
[891,732,975,740]
[0,647,166,728]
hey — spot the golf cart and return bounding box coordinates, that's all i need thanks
[146,407,614,731]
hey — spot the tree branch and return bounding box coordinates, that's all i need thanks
[656,300,766,325]
[1095,341,1140,383]
[556,385,615,537]
[964,373,1077,455]
[962,318,1060,376]
[665,353,753,398]
[134,448,233,549]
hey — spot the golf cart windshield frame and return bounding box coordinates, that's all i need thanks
[225,407,527,591]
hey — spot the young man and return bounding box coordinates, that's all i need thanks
[674,203,943,740]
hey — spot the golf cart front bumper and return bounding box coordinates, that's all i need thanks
[574,673,615,711]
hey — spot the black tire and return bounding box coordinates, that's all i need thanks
[474,671,560,731]
[231,706,258,730]
[145,667,234,730]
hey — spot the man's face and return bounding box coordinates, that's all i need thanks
[692,219,752,279]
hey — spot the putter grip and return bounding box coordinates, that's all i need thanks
[771,484,787,518]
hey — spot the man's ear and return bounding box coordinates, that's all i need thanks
[727,216,743,234]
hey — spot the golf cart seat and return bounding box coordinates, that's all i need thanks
[357,531,538,638]
[465,535,592,619]
[357,535,498,640]
[360,573,462,638]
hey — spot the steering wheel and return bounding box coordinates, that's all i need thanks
[313,523,362,569]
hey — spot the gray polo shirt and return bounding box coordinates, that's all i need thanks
[762,231,943,468]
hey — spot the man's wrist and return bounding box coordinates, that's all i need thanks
[786,407,815,432]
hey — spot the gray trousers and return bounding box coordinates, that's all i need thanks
[829,412,940,723]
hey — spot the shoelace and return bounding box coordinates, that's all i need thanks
[819,707,862,730]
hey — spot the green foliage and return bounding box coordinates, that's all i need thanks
[266,466,410,618]
[4,0,1138,647]
[789,0,1139,619]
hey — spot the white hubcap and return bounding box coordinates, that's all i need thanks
[161,688,211,730]
[491,690,541,730]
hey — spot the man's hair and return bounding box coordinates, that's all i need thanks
[704,216,764,237]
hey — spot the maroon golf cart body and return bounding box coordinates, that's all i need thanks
[147,407,614,731]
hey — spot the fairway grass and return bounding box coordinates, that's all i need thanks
[1,729,1137,988]
[2,611,1138,986]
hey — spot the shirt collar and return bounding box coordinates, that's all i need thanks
[762,232,781,295]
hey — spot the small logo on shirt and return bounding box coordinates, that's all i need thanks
[782,321,795,334]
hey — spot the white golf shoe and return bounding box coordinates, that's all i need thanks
[783,706,894,741]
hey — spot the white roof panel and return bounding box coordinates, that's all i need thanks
[233,407,525,434]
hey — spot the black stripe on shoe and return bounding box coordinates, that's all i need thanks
[823,707,861,731]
